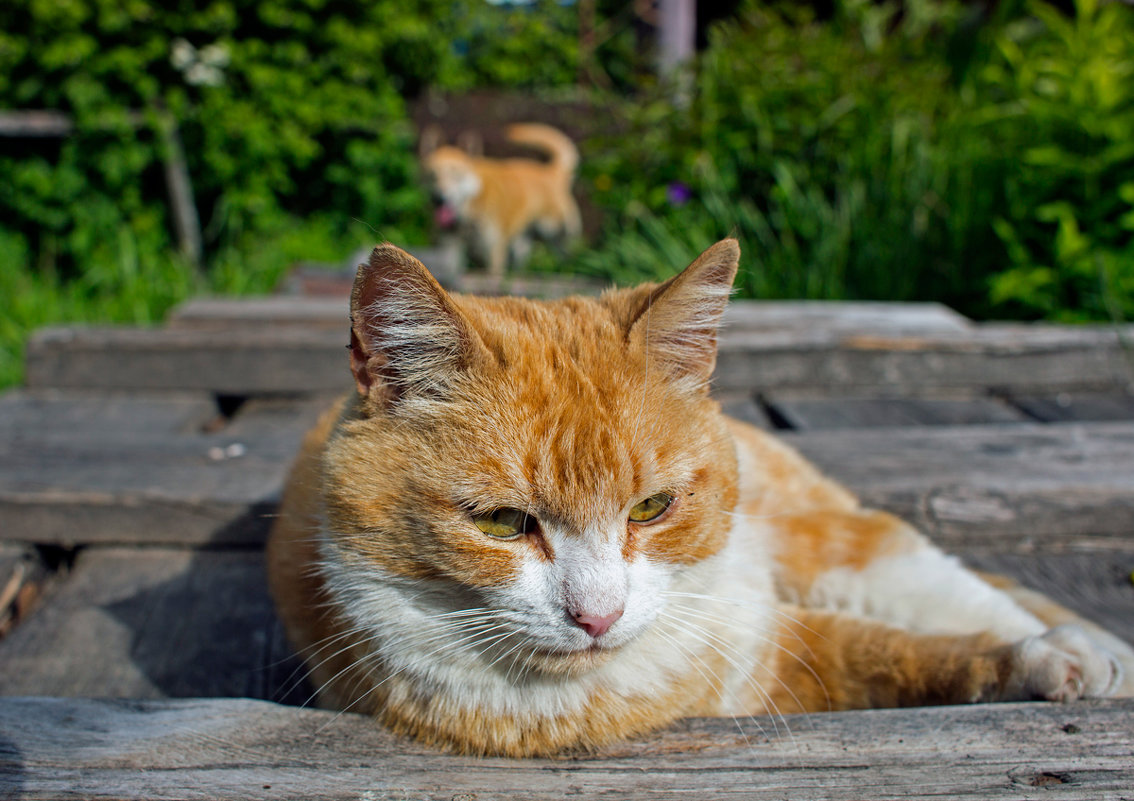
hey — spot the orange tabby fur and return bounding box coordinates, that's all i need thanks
[267,240,1133,757]
[420,123,581,275]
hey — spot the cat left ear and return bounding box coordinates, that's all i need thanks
[349,244,488,406]
[627,239,739,386]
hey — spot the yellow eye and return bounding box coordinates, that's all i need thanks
[629,492,675,524]
[472,508,536,540]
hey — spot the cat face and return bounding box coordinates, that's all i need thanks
[321,242,741,677]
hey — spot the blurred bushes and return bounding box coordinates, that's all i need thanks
[0,0,587,385]
[582,0,1134,321]
[1,0,1132,385]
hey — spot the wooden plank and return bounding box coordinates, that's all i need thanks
[0,547,303,702]
[786,422,1134,549]
[28,322,1133,394]
[766,394,1030,429]
[722,300,971,333]
[169,296,351,329]
[0,392,331,546]
[169,296,970,332]
[715,323,1134,394]
[24,326,353,394]
[1009,391,1134,423]
[0,696,1130,800]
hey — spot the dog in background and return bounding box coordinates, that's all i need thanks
[420,123,582,276]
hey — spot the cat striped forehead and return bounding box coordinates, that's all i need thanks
[440,297,703,527]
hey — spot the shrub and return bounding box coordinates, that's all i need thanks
[578,0,1134,321]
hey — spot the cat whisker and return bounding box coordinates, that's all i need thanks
[662,593,831,711]
[652,626,765,749]
[303,611,512,713]
[662,605,824,721]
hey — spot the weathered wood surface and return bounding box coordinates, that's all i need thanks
[32,313,1130,397]
[24,326,353,395]
[5,294,1134,800]
[0,547,302,702]
[1010,391,1134,423]
[765,393,1031,429]
[1,696,1132,801]
[714,323,1134,394]
[170,296,970,333]
[0,391,329,546]
[786,422,1134,549]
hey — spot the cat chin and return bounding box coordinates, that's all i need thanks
[523,642,623,677]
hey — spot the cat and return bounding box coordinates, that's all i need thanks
[419,123,581,276]
[267,239,1134,757]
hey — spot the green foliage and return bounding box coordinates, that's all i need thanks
[976,0,1134,321]
[578,0,1134,320]
[0,0,447,268]
[438,1,581,89]
[581,0,986,305]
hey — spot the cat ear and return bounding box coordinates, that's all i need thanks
[627,239,739,386]
[349,244,487,405]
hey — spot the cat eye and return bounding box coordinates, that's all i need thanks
[472,508,537,540]
[629,492,675,524]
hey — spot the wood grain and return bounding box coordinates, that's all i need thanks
[715,323,1134,394]
[0,392,330,546]
[37,316,1126,398]
[1,696,1130,800]
[169,297,971,333]
[786,422,1134,548]
[0,547,303,702]
[765,394,1029,429]
[1008,391,1134,423]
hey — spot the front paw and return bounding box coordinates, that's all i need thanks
[1011,624,1123,701]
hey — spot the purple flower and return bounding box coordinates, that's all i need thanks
[667,181,692,206]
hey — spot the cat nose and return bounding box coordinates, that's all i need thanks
[571,609,623,638]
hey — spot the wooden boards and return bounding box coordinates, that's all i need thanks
[785,422,1134,549]
[169,296,971,332]
[1,696,1131,800]
[0,547,302,702]
[27,320,1134,395]
[713,324,1134,394]
[0,391,329,546]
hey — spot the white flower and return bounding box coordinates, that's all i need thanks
[185,63,225,87]
[170,38,195,71]
[198,43,230,69]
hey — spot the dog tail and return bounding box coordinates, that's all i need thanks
[506,123,579,174]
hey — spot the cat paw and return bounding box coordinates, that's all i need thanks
[1011,624,1123,702]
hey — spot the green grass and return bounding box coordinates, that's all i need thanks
[0,217,378,389]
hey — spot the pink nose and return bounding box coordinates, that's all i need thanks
[572,609,623,638]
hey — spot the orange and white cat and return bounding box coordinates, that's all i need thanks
[267,240,1134,757]
[420,123,581,276]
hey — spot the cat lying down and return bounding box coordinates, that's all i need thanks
[267,240,1134,756]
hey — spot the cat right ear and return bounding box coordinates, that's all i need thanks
[626,239,740,388]
[349,244,487,406]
